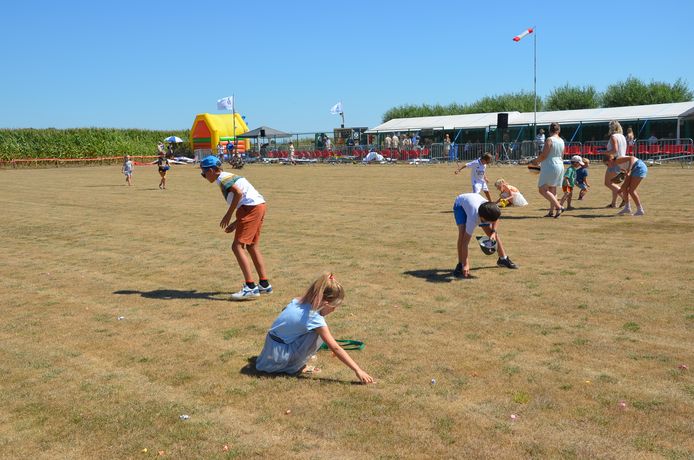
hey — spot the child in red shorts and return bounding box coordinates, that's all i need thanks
[200,155,271,301]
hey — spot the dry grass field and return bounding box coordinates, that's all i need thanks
[1,162,692,459]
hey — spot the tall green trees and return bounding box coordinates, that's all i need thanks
[383,78,692,122]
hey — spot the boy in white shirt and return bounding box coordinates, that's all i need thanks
[455,153,493,201]
[200,155,272,301]
[452,193,518,278]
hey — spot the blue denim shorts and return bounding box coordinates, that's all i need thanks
[453,205,467,226]
[631,160,648,178]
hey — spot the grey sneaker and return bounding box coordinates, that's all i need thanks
[231,285,260,301]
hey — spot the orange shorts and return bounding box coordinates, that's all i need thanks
[234,204,266,245]
[562,185,573,193]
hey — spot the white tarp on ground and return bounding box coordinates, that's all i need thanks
[366,101,694,133]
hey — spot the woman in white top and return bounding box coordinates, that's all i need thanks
[603,120,627,208]
[531,122,565,217]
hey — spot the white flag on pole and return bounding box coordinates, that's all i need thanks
[330,101,343,115]
[217,96,234,111]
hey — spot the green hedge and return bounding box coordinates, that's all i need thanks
[0,128,191,160]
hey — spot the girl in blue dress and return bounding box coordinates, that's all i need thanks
[255,273,374,384]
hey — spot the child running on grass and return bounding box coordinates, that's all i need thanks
[122,155,133,186]
[200,155,272,301]
[559,155,584,211]
[576,158,591,200]
[255,273,374,384]
[455,153,493,201]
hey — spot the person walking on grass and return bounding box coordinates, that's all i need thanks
[455,152,493,201]
[255,272,374,384]
[122,155,134,186]
[531,122,565,217]
[576,158,591,200]
[603,120,628,208]
[156,151,170,190]
[452,193,518,279]
[199,155,272,300]
[559,155,584,211]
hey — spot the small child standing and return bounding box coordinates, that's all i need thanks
[200,155,271,301]
[575,158,591,200]
[255,273,374,384]
[494,178,528,207]
[122,155,133,186]
[455,153,493,201]
[559,155,584,212]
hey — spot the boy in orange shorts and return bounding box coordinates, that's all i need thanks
[200,155,271,301]
[559,155,583,211]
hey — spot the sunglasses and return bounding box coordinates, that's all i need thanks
[200,167,212,177]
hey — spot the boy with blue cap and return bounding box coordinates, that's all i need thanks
[200,155,271,300]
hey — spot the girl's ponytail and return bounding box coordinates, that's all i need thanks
[300,273,345,311]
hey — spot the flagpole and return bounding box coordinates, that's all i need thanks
[340,111,345,129]
[533,26,537,138]
[232,93,236,156]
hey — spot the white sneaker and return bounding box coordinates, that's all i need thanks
[633,209,645,216]
[231,285,260,301]
[617,207,632,215]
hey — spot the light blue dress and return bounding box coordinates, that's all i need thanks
[538,136,565,187]
[255,299,327,374]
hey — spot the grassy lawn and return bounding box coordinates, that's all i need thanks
[1,162,692,458]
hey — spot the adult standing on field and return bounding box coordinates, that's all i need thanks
[156,151,171,190]
[531,122,565,217]
[603,120,627,208]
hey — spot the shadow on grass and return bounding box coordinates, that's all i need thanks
[402,267,497,283]
[81,184,127,188]
[565,214,616,219]
[240,357,361,385]
[499,214,544,220]
[113,289,227,301]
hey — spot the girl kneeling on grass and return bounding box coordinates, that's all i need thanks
[255,273,374,384]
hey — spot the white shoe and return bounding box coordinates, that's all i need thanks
[617,207,632,215]
[231,285,260,301]
[633,209,645,216]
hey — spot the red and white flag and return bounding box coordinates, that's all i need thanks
[513,28,534,42]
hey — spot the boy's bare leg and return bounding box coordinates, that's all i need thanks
[247,244,268,280]
[232,242,254,282]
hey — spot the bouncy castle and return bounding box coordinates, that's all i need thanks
[190,113,249,153]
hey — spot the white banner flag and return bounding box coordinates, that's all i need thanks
[330,101,343,115]
[217,96,234,111]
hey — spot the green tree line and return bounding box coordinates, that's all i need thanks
[383,77,693,122]
[0,128,190,161]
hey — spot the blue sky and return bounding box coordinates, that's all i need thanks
[2,0,692,132]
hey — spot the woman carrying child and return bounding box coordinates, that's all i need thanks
[255,273,374,384]
[494,178,528,207]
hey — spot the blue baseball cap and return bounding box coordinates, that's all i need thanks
[200,155,222,169]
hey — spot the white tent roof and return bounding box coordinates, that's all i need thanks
[367,101,694,133]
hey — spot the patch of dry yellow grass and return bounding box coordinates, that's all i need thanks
[0,163,692,458]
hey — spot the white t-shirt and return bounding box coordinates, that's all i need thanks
[454,193,488,236]
[608,133,627,158]
[216,171,265,208]
[466,159,487,182]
